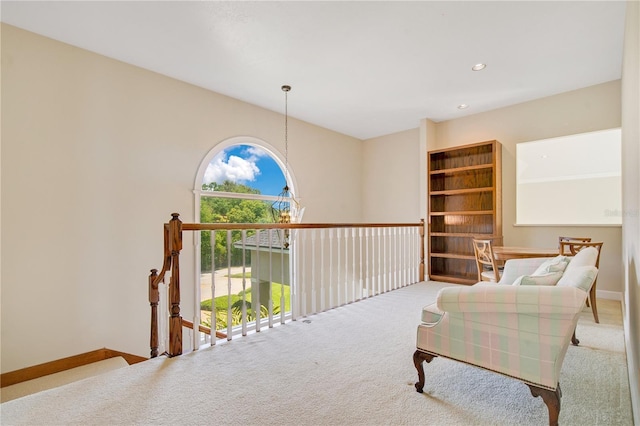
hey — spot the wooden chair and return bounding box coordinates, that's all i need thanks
[558,236,591,248]
[559,241,603,323]
[472,239,502,282]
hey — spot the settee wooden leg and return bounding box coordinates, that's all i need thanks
[528,383,561,426]
[589,285,600,323]
[571,329,580,346]
[413,350,435,393]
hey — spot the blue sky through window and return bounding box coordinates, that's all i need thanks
[204,144,285,196]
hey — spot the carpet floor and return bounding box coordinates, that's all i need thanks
[0,281,632,425]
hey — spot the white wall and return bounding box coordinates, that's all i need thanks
[0,25,363,372]
[621,0,640,419]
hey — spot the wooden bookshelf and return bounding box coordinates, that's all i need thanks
[428,140,502,284]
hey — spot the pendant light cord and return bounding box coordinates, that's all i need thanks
[282,85,291,188]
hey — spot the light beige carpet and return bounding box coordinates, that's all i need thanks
[0,357,129,403]
[0,282,632,425]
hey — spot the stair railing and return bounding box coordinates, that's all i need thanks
[149,213,425,358]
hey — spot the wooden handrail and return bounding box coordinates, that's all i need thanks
[150,214,426,358]
[181,222,424,231]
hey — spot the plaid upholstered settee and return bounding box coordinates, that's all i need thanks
[414,247,599,426]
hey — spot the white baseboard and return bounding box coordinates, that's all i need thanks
[596,289,622,300]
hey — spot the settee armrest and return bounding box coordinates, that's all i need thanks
[497,257,550,284]
[436,285,586,315]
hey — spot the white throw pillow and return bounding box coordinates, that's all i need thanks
[563,247,599,272]
[513,271,564,286]
[533,255,569,275]
[557,265,598,292]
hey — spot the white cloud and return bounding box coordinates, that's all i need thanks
[203,150,261,185]
[245,146,269,159]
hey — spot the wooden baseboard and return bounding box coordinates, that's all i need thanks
[0,348,148,388]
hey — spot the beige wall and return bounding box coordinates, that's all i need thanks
[367,83,624,295]
[362,128,421,222]
[621,0,640,419]
[0,25,363,372]
[429,80,623,296]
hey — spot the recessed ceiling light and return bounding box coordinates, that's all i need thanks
[472,63,486,71]
[457,104,469,109]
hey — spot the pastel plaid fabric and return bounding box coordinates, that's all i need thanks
[421,302,443,324]
[417,285,587,389]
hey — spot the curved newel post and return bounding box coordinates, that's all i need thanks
[168,213,183,357]
[419,219,425,281]
[149,268,159,358]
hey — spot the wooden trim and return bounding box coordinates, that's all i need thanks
[429,163,493,175]
[0,348,147,388]
[181,222,424,231]
[102,349,147,366]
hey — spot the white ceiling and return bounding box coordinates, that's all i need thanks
[0,1,627,140]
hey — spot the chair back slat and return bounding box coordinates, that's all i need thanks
[559,241,603,268]
[472,239,501,282]
[558,236,592,249]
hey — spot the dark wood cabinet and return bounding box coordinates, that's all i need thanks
[428,140,502,284]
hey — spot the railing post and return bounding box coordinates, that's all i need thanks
[149,268,159,358]
[168,213,183,356]
[419,219,425,281]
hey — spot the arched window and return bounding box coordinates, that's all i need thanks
[194,136,298,265]
[193,136,299,330]
[200,143,286,223]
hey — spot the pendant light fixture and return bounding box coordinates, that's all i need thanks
[271,85,303,247]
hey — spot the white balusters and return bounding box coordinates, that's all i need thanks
[280,232,286,325]
[311,229,317,314]
[193,230,202,352]
[344,228,349,304]
[268,229,274,328]
[241,230,248,336]
[210,230,217,345]
[290,228,298,321]
[358,228,369,299]
[351,227,356,303]
[226,230,233,340]
[254,229,261,332]
[336,229,342,307]
[186,223,422,351]
[320,228,325,312]
[328,228,334,309]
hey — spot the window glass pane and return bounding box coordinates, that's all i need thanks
[516,128,622,225]
[200,197,274,224]
[203,144,285,196]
